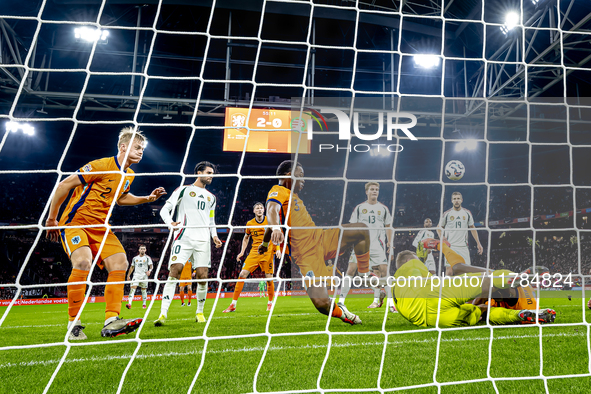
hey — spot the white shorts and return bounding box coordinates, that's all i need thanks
[424,254,436,272]
[348,247,388,269]
[169,237,211,269]
[132,275,148,288]
[444,245,471,266]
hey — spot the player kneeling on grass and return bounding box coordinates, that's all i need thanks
[45,128,166,340]
[224,202,281,313]
[393,238,555,328]
[258,160,372,325]
[154,161,222,326]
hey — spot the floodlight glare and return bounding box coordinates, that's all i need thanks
[465,139,477,151]
[74,27,109,43]
[501,12,520,35]
[5,121,35,136]
[455,142,466,152]
[413,54,440,69]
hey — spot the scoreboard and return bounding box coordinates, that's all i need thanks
[223,107,311,154]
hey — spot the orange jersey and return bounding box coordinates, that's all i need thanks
[246,216,268,251]
[489,286,538,310]
[180,261,193,280]
[59,156,134,226]
[266,184,318,257]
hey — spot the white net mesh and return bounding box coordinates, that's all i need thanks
[1,0,591,393]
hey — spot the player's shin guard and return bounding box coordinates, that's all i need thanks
[128,287,136,303]
[141,288,147,304]
[356,252,370,274]
[267,281,274,302]
[68,268,88,322]
[196,283,207,314]
[105,270,126,321]
[160,277,178,317]
[232,282,244,302]
[340,275,353,302]
[488,307,521,325]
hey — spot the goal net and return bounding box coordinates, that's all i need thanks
[0,0,591,393]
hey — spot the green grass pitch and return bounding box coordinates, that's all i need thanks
[1,290,590,393]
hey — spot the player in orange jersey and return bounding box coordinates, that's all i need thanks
[179,261,194,306]
[223,202,281,313]
[258,160,371,325]
[45,127,166,340]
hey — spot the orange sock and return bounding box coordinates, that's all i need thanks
[332,303,343,318]
[188,290,192,302]
[233,282,244,301]
[356,251,370,274]
[267,281,274,302]
[105,270,125,321]
[180,290,185,304]
[68,268,88,322]
[438,242,465,267]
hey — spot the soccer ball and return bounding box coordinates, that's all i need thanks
[445,160,465,181]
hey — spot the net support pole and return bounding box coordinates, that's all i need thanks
[130,5,142,96]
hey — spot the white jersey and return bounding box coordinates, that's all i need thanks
[349,201,392,252]
[438,207,474,247]
[412,229,435,248]
[160,184,217,241]
[131,255,152,278]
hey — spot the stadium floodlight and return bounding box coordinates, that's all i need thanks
[413,54,440,69]
[500,12,520,35]
[5,121,35,135]
[465,139,477,150]
[455,141,466,152]
[74,27,109,44]
[455,139,477,152]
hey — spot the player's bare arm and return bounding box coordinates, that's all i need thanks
[127,265,134,281]
[237,233,251,260]
[213,236,223,248]
[469,225,483,254]
[259,201,283,254]
[45,174,83,242]
[117,187,167,206]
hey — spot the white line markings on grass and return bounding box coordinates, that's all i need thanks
[0,331,585,369]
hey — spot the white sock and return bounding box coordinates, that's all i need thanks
[373,287,381,303]
[197,283,207,314]
[128,288,136,303]
[160,277,178,318]
[231,300,237,306]
[340,275,353,303]
[141,288,147,305]
[385,285,393,307]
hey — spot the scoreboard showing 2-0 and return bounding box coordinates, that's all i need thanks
[223,107,311,154]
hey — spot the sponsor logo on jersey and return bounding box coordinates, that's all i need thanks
[124,180,130,191]
[172,256,177,261]
[190,191,196,197]
[71,236,81,245]
[370,210,374,213]
[362,209,368,214]
[269,192,278,197]
[198,195,204,199]
[82,164,92,172]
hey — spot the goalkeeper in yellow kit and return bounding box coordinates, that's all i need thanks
[394,239,555,328]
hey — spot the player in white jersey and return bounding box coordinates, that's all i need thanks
[154,161,223,326]
[412,218,437,274]
[339,182,394,310]
[437,192,483,268]
[126,245,153,309]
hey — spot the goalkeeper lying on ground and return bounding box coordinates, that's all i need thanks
[393,239,556,328]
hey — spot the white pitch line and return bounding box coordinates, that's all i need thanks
[0,331,585,369]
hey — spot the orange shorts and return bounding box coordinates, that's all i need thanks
[59,227,124,269]
[293,228,340,278]
[243,249,275,275]
[180,262,193,287]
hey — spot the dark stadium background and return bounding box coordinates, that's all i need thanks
[1,0,591,299]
